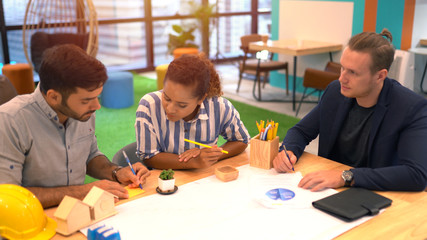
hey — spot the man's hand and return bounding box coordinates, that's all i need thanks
[298,170,345,191]
[273,150,297,173]
[116,162,151,189]
[27,163,151,208]
[88,180,129,201]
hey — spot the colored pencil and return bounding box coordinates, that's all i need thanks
[184,139,229,154]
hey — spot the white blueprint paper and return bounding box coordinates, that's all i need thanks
[81,165,376,240]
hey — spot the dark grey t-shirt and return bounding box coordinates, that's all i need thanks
[330,102,375,167]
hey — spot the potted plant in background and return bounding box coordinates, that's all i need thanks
[167,0,217,57]
[167,24,199,56]
[188,0,217,57]
[158,169,175,193]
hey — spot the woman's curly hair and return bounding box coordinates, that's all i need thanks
[164,53,223,99]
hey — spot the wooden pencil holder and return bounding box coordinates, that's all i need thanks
[250,134,279,169]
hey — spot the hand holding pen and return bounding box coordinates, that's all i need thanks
[122,151,144,189]
[281,145,295,171]
[180,139,224,167]
[273,145,296,173]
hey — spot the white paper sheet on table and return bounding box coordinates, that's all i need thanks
[81,165,378,240]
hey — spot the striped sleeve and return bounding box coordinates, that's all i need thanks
[135,92,162,160]
[217,97,250,144]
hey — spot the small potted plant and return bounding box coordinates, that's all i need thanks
[158,169,175,192]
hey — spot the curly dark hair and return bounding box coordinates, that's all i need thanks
[164,53,223,99]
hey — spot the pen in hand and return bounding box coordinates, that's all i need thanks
[184,138,229,154]
[122,151,143,190]
[282,145,295,171]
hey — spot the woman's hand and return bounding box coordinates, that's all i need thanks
[179,146,224,168]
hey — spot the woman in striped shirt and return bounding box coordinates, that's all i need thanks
[135,54,250,169]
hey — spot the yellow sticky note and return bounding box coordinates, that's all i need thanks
[125,186,145,198]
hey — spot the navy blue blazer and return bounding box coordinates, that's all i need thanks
[283,78,427,191]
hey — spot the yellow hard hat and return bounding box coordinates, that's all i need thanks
[0,184,57,240]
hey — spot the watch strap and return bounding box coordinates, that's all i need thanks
[112,166,123,183]
[344,179,352,187]
[342,170,353,187]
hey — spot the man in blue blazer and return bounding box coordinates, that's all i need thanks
[273,29,427,191]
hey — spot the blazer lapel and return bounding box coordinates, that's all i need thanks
[367,79,391,155]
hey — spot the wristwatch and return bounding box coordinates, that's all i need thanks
[342,170,353,187]
[112,166,123,183]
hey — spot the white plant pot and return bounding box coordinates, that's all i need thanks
[158,178,175,192]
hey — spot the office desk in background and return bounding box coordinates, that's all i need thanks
[249,39,342,110]
[45,148,427,239]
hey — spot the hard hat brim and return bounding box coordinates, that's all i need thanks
[29,216,57,240]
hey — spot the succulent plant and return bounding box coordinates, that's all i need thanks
[159,169,175,180]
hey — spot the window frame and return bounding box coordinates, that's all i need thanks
[0,0,271,72]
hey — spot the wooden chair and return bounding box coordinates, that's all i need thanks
[237,34,289,101]
[22,0,98,72]
[295,62,341,116]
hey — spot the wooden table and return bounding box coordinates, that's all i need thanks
[45,148,427,239]
[249,39,342,110]
[297,153,427,239]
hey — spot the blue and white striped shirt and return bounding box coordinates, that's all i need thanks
[135,91,250,160]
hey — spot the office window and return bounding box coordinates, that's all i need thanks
[153,19,202,65]
[7,30,26,64]
[210,15,251,59]
[1,0,271,70]
[93,0,144,18]
[0,37,3,68]
[212,0,251,13]
[3,0,26,65]
[258,14,271,36]
[98,22,147,68]
[3,0,27,26]
[258,0,271,11]
[152,0,201,17]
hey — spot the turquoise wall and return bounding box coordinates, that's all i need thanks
[376,0,405,49]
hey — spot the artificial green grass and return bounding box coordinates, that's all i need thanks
[228,99,300,142]
[86,73,300,183]
[94,74,157,160]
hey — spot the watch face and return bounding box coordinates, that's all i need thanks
[343,170,353,181]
